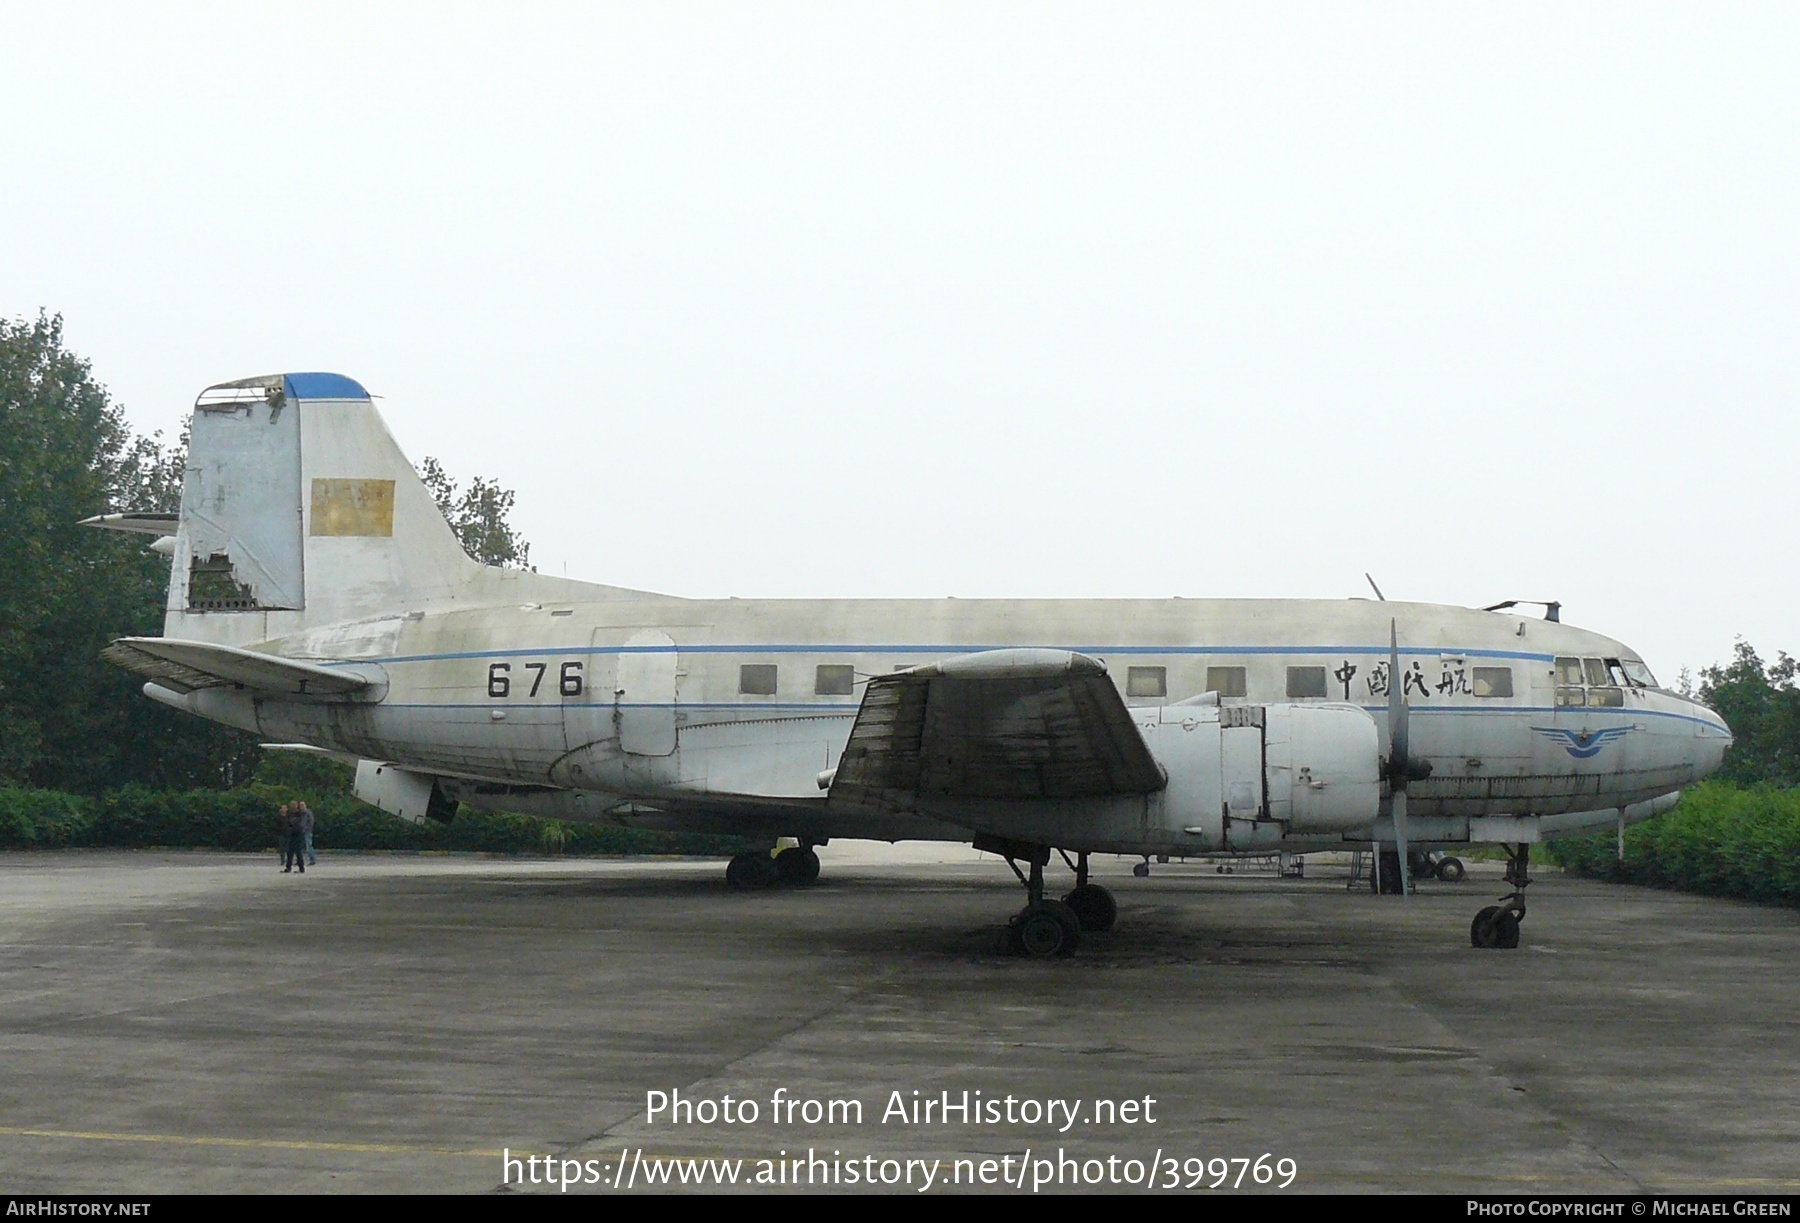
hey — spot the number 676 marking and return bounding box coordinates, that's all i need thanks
[488,661,583,698]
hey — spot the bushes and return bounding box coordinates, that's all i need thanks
[0,784,746,858]
[0,787,91,848]
[1546,782,1800,908]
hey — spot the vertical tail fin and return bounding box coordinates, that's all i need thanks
[165,373,477,644]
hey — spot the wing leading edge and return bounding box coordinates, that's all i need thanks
[829,648,1165,811]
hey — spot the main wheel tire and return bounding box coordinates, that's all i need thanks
[774,846,821,885]
[1016,909,1067,957]
[1062,884,1118,933]
[1470,905,1501,948]
[1017,900,1082,957]
[726,851,780,891]
[1377,850,1405,894]
[1492,910,1521,949]
[1436,856,1467,883]
[1041,900,1082,953]
[1132,861,1150,878]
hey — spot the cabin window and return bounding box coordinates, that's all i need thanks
[1555,657,1584,686]
[739,664,778,695]
[815,664,854,696]
[1472,666,1513,698]
[1126,666,1166,698]
[1206,666,1247,698]
[1286,666,1327,699]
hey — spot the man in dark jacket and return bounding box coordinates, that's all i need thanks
[277,804,295,872]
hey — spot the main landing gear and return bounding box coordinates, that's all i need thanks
[1471,844,1530,950]
[976,838,1117,958]
[725,841,822,891]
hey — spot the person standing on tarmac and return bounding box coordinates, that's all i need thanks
[276,803,295,872]
[289,803,311,874]
[294,800,317,866]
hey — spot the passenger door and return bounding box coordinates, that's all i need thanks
[615,628,679,756]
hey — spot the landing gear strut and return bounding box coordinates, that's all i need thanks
[1471,844,1530,949]
[1060,850,1118,932]
[976,837,1116,957]
[998,853,1080,957]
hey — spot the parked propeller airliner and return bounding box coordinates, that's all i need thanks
[88,373,1733,956]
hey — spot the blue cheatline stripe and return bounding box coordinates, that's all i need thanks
[1357,705,1729,733]
[351,701,1723,733]
[379,702,859,712]
[347,642,1559,666]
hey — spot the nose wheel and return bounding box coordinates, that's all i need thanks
[1471,844,1530,949]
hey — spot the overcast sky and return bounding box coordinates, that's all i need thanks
[3,4,1796,680]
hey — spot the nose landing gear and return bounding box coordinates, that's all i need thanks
[1471,844,1530,949]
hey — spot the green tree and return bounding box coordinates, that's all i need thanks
[417,456,532,569]
[0,313,256,791]
[1699,641,1800,787]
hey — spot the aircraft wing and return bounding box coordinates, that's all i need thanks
[101,637,375,698]
[829,648,1165,811]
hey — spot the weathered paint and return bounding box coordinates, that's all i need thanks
[127,373,1734,855]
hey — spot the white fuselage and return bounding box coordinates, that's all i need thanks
[173,590,1731,853]
[138,378,1730,857]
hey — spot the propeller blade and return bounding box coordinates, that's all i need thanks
[1392,786,1410,899]
[1389,619,1410,899]
[1388,619,1408,774]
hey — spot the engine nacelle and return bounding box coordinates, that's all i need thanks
[1144,702,1381,848]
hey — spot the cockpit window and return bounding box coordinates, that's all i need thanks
[1621,660,1658,688]
[1554,654,1638,707]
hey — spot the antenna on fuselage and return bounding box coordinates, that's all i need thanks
[1365,573,1387,601]
[1480,599,1561,622]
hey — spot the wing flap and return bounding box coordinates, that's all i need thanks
[102,637,375,698]
[831,649,1164,810]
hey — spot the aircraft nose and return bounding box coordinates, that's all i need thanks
[1690,706,1733,780]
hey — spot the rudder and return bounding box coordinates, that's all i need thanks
[165,372,477,645]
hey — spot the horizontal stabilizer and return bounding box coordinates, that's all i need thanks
[102,637,380,698]
[261,742,363,765]
[79,511,179,537]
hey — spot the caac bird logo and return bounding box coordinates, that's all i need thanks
[1532,726,1636,759]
